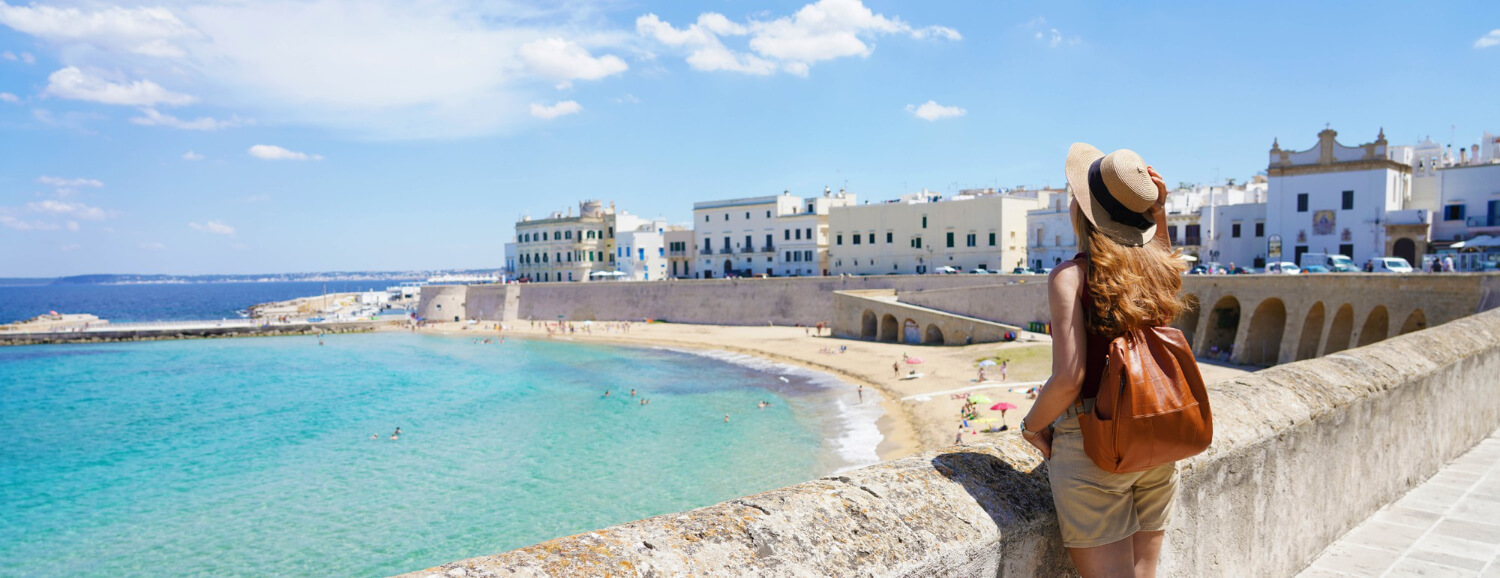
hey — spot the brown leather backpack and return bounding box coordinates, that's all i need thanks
[1078,325,1212,473]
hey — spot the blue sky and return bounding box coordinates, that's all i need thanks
[0,0,1496,277]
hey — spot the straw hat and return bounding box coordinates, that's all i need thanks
[1064,142,1158,247]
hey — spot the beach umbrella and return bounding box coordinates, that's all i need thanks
[978,359,997,367]
[904,357,925,364]
[973,417,999,423]
[967,394,993,404]
[990,402,1017,411]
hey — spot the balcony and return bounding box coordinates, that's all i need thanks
[1184,236,1202,246]
[1467,215,1499,228]
[719,247,734,255]
[761,245,776,253]
[668,250,687,257]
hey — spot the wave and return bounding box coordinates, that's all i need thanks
[658,347,884,473]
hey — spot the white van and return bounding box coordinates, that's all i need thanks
[1300,253,1359,272]
[1369,257,1413,273]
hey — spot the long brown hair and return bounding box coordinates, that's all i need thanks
[1072,207,1188,338]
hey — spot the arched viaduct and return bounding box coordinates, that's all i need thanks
[835,273,1500,368]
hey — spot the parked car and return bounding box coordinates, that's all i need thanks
[1265,261,1302,275]
[1368,257,1414,273]
[1011,267,1037,275]
[969,268,993,275]
[1302,265,1331,274]
[1301,252,1359,272]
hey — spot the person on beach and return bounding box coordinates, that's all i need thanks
[955,428,964,446]
[893,362,900,377]
[857,384,864,402]
[1019,144,1189,578]
[1000,360,1009,381]
[979,367,987,382]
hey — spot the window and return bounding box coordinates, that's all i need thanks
[723,237,730,252]
[804,250,811,261]
[639,249,645,260]
[867,233,874,244]
[853,234,861,245]
[541,231,548,241]
[704,215,709,222]
[723,214,728,221]
[745,235,753,250]
[784,230,791,240]
[565,230,572,240]
[1338,244,1354,258]
[1342,190,1354,210]
[657,248,664,257]
[836,234,843,245]
[1444,205,1466,221]
[988,232,996,246]
[913,237,922,249]
[921,215,928,228]
[1232,223,1241,238]
[765,234,773,248]
[886,232,893,243]
[745,212,750,219]
[607,227,613,238]
[1255,222,1265,237]
[704,238,713,252]
[1297,193,1309,212]
[966,233,976,247]
[765,211,771,218]
[1167,225,1178,243]
[946,232,954,248]
[805,228,812,239]
[807,203,814,213]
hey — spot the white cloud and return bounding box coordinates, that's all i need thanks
[21,51,33,63]
[0,215,59,231]
[520,37,628,81]
[131,108,245,130]
[66,220,79,231]
[905,100,965,121]
[37,175,103,188]
[529,100,581,119]
[1477,30,1500,49]
[0,92,19,103]
[612,93,641,104]
[638,0,958,77]
[27,199,108,220]
[0,2,199,57]
[1,50,12,60]
[248,144,321,161]
[139,241,164,250]
[1027,17,1077,48]
[182,150,204,161]
[44,66,195,106]
[189,220,235,235]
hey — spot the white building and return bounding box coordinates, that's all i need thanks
[693,189,855,278]
[1026,193,1076,270]
[616,220,674,281]
[1265,128,1416,267]
[1414,132,1500,269]
[830,189,1051,275]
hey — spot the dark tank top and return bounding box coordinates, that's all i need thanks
[1073,253,1111,401]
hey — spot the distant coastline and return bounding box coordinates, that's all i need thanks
[0,269,502,286]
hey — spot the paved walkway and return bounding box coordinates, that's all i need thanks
[1298,428,1500,577]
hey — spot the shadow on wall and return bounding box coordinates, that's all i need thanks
[930,450,1075,572]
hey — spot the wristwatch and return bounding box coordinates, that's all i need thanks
[1021,419,1041,439]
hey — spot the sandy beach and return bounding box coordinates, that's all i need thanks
[405,321,1254,462]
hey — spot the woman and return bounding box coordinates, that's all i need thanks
[1020,143,1189,578]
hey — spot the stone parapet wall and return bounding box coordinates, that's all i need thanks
[417,285,469,322]
[0,320,389,346]
[401,307,1500,577]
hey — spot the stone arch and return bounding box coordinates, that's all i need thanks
[1393,238,1417,266]
[902,319,921,344]
[1357,306,1389,347]
[1172,294,1201,348]
[1244,298,1287,366]
[923,324,945,345]
[1399,309,1427,335]
[1296,302,1326,361]
[1203,295,1241,359]
[1325,304,1355,354]
[879,314,899,342]
[861,310,878,339]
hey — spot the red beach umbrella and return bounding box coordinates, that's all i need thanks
[904,357,925,364]
[990,402,1017,411]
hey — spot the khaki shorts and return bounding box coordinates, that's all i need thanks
[1047,413,1179,549]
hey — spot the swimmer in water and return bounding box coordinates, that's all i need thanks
[630,388,636,397]
[724,413,730,423]
[394,427,402,437]
[604,390,610,397]
[370,433,378,440]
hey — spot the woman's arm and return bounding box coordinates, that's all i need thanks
[1147,166,1171,249]
[1021,261,1088,458]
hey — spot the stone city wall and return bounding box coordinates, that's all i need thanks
[510,275,1041,326]
[0,320,390,346]
[832,289,1028,346]
[463,284,519,322]
[402,305,1500,577]
[417,285,469,323]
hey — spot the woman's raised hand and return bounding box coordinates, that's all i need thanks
[1146,166,1168,210]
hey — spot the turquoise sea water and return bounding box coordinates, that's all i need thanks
[0,333,880,577]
